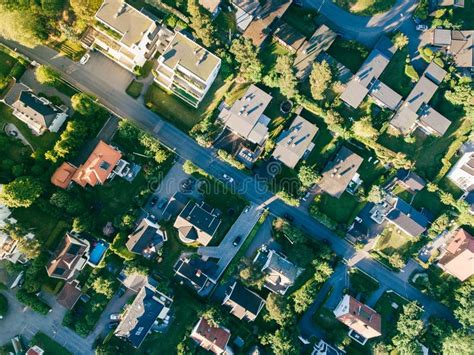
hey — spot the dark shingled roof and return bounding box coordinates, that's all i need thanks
[126,218,165,255]
[387,198,429,237]
[226,281,264,316]
[174,256,217,291]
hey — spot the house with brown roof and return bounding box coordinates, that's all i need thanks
[255,248,299,295]
[126,218,167,258]
[333,294,382,344]
[222,281,265,321]
[174,201,221,246]
[46,233,90,280]
[51,141,130,189]
[56,280,82,310]
[432,29,473,74]
[438,229,474,281]
[273,23,306,52]
[190,317,231,354]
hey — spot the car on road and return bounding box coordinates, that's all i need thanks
[110,313,121,321]
[232,235,242,246]
[284,213,294,222]
[79,53,90,65]
[244,206,250,213]
[416,24,428,31]
[157,198,167,209]
[301,192,311,202]
[222,174,234,183]
[150,196,158,206]
[117,286,126,298]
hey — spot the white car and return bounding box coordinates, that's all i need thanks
[416,24,428,31]
[79,53,90,65]
[109,313,121,321]
[222,174,234,183]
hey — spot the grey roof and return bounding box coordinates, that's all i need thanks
[419,106,451,136]
[12,91,58,128]
[273,23,306,52]
[263,250,297,285]
[115,284,171,348]
[452,31,473,69]
[159,32,221,81]
[272,115,318,168]
[369,80,403,110]
[340,80,370,109]
[433,29,452,46]
[397,170,426,193]
[424,62,447,85]
[174,201,221,244]
[2,82,29,106]
[219,84,272,144]
[386,198,429,237]
[95,0,155,47]
[294,24,337,79]
[390,107,419,134]
[126,218,165,255]
[232,0,261,15]
[405,76,439,111]
[319,146,363,198]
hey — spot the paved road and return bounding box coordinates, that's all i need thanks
[0,39,457,325]
[305,0,419,46]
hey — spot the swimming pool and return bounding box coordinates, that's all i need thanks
[88,240,109,266]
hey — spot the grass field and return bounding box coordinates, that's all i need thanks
[379,48,415,97]
[327,38,369,74]
[0,50,16,81]
[374,290,408,338]
[334,0,396,15]
[281,4,318,37]
[349,268,380,302]
[314,192,364,225]
[30,332,73,355]
[374,226,414,256]
[145,74,231,132]
[126,80,144,99]
[260,40,291,73]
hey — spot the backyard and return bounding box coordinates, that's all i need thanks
[333,0,396,15]
[379,47,415,97]
[374,290,409,338]
[144,74,232,132]
[327,38,369,74]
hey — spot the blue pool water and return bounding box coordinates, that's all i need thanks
[89,241,109,266]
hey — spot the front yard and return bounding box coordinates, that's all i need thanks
[30,332,73,355]
[374,290,409,339]
[371,226,418,270]
[348,268,380,303]
[281,4,318,37]
[312,192,364,226]
[326,38,369,74]
[379,47,415,97]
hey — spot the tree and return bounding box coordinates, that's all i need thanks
[309,60,332,100]
[427,213,449,238]
[49,191,84,215]
[442,330,474,355]
[264,55,298,99]
[187,0,215,47]
[313,261,333,283]
[0,176,43,208]
[260,327,300,355]
[138,132,168,164]
[230,37,263,83]
[278,220,306,244]
[392,32,409,50]
[423,317,453,352]
[265,293,293,326]
[71,93,99,116]
[388,253,406,269]
[392,302,424,352]
[91,277,115,298]
[298,165,320,188]
[123,261,149,277]
[367,185,384,203]
[72,214,95,233]
[453,278,473,329]
[0,5,44,47]
[292,280,318,313]
[414,0,429,20]
[201,307,228,328]
[352,117,379,139]
[445,79,473,118]
[35,65,61,87]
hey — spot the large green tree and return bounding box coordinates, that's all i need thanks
[309,60,332,100]
[442,330,474,355]
[0,5,47,47]
[71,93,99,116]
[298,165,320,188]
[35,65,61,87]
[264,55,298,99]
[392,302,424,353]
[230,37,263,83]
[0,176,43,208]
[187,0,215,47]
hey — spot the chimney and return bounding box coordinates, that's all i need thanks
[195,269,202,277]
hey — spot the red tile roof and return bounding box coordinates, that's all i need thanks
[190,317,231,354]
[439,229,474,281]
[50,162,77,189]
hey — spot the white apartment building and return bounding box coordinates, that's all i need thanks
[447,142,474,192]
[92,0,173,72]
[154,32,221,107]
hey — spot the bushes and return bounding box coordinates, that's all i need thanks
[276,191,300,207]
[217,149,245,170]
[405,64,419,82]
[16,289,51,315]
[110,232,135,261]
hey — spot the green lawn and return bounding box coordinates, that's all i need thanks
[379,48,415,97]
[346,141,387,189]
[281,4,318,37]
[260,40,291,73]
[145,74,231,132]
[374,291,408,339]
[304,110,338,168]
[313,192,364,225]
[453,0,474,28]
[373,226,414,256]
[333,0,396,15]
[327,38,369,74]
[349,268,380,302]
[0,50,16,81]
[412,189,444,218]
[126,80,144,99]
[30,332,73,355]
[52,39,86,62]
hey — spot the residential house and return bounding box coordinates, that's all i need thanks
[222,281,265,321]
[46,233,90,280]
[390,62,451,136]
[319,146,364,198]
[272,115,318,168]
[273,23,306,52]
[232,0,292,47]
[219,84,272,146]
[89,0,173,72]
[174,200,221,246]
[438,0,465,7]
[115,283,173,348]
[173,255,217,294]
[432,29,473,74]
[190,317,231,354]
[154,32,221,107]
[199,0,222,18]
[447,142,473,192]
[162,192,188,220]
[119,270,157,293]
[51,140,130,189]
[3,83,68,135]
[371,195,429,238]
[294,25,337,79]
[257,249,298,295]
[126,218,167,258]
[0,232,31,264]
[340,37,401,110]
[26,346,45,355]
[396,169,426,194]
[312,339,346,355]
[438,229,474,281]
[333,294,382,345]
[56,280,82,310]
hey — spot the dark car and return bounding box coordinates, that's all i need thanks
[150,196,158,206]
[157,199,167,209]
[232,235,242,246]
[117,286,126,298]
[284,213,294,222]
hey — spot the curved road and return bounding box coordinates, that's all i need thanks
[304,0,419,45]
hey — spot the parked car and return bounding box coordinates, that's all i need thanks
[107,321,119,329]
[416,24,428,31]
[117,286,126,298]
[244,206,250,213]
[222,174,234,183]
[284,213,294,222]
[150,196,158,206]
[301,192,311,202]
[79,53,90,65]
[110,313,121,321]
[232,235,242,246]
